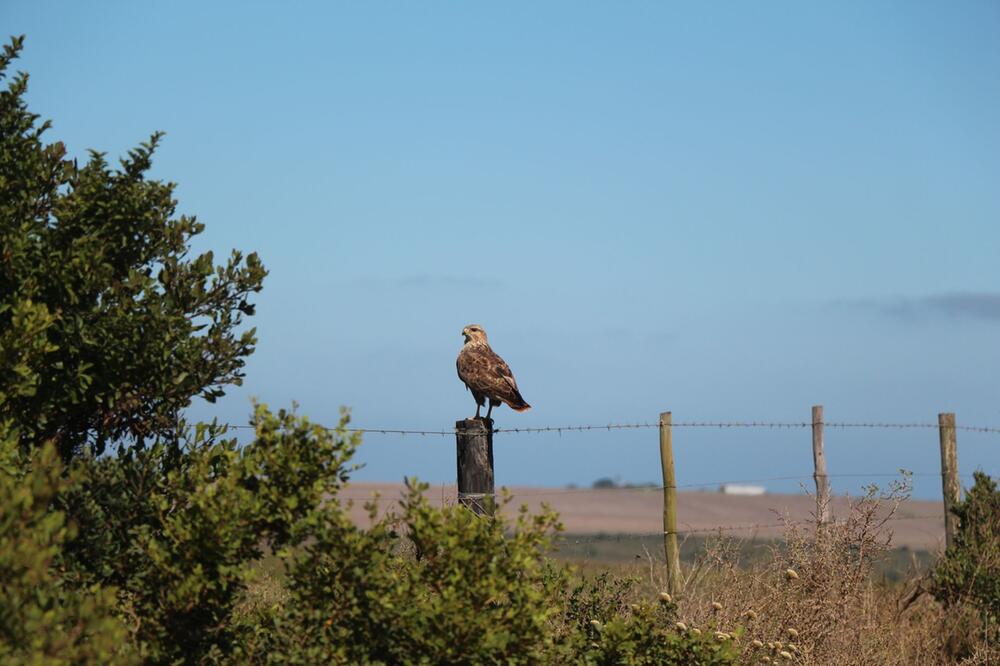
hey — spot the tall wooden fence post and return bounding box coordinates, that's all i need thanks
[659,411,682,595]
[456,417,495,516]
[811,405,830,526]
[938,412,960,550]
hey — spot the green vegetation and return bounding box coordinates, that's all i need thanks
[931,471,1000,651]
[0,435,135,665]
[3,403,733,664]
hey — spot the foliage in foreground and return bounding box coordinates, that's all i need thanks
[1,405,733,665]
[931,471,1000,649]
[252,486,733,665]
[0,427,135,665]
[57,405,359,662]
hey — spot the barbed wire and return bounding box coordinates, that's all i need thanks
[221,420,1000,437]
[494,421,1000,434]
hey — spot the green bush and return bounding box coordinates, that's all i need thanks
[246,477,732,666]
[0,426,135,664]
[931,471,1000,633]
[262,483,564,664]
[4,399,732,664]
[56,405,359,664]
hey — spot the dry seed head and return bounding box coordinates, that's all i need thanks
[788,643,798,652]
[774,641,784,650]
[761,658,771,664]
[630,603,641,613]
[590,620,602,630]
[767,642,775,650]
[745,609,758,620]
[675,622,688,631]
[590,641,600,649]
[711,601,723,612]
[786,628,799,638]
[785,568,799,580]
[752,639,764,648]
[714,631,731,641]
[659,592,672,603]
[691,628,702,636]
[779,651,793,660]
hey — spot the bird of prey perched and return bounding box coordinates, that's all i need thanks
[456,324,531,420]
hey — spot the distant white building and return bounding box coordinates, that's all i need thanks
[719,484,766,496]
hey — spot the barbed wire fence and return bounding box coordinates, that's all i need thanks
[220,409,995,574]
[222,419,1000,436]
[220,415,997,504]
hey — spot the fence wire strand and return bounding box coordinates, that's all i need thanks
[222,420,1000,437]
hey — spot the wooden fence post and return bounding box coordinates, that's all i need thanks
[938,412,960,550]
[456,417,495,516]
[659,411,682,595]
[812,405,830,526]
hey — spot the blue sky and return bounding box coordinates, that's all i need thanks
[4,1,998,498]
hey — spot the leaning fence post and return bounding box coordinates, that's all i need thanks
[938,412,960,550]
[811,405,830,526]
[659,411,682,595]
[456,417,495,516]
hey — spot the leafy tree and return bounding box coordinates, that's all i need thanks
[0,35,266,460]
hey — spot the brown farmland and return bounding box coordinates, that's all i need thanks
[341,482,945,551]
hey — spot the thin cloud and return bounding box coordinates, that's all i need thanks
[846,292,1000,322]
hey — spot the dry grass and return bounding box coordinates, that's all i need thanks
[643,480,1000,665]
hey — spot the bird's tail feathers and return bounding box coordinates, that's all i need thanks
[504,393,531,412]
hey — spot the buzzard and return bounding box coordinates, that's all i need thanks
[456,324,531,420]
